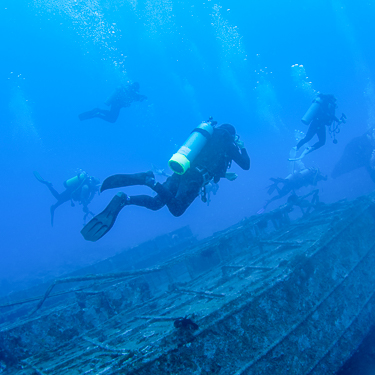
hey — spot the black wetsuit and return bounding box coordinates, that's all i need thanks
[297,96,337,151]
[79,83,147,123]
[128,128,250,216]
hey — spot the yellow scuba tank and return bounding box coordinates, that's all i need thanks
[169,121,214,175]
[301,95,323,125]
[63,172,86,189]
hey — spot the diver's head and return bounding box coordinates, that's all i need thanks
[327,95,337,108]
[218,123,236,141]
[319,93,337,104]
[329,94,337,102]
[89,177,100,186]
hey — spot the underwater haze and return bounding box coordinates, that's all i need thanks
[1,0,375,296]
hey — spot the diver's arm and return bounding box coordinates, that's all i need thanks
[230,144,250,170]
[134,93,147,102]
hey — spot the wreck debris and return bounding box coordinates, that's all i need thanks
[1,193,375,374]
[29,267,164,315]
[174,317,199,331]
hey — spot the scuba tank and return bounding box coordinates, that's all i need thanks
[301,95,323,125]
[104,85,123,106]
[168,119,215,175]
[64,172,87,189]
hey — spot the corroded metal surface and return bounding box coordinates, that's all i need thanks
[1,193,375,374]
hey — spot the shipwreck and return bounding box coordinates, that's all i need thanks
[1,190,375,374]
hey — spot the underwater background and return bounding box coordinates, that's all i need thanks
[1,0,375,297]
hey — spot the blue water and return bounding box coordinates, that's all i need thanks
[1,0,375,294]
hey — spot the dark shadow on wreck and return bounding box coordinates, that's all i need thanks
[1,189,375,374]
[337,325,375,375]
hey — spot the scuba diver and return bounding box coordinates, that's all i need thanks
[290,93,346,161]
[331,128,375,183]
[261,167,327,210]
[81,120,250,242]
[34,171,100,226]
[78,82,147,123]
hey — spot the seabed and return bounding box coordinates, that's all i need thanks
[1,190,375,374]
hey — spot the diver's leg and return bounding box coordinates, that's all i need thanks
[47,186,62,200]
[78,108,100,121]
[50,199,67,226]
[82,177,171,241]
[101,171,156,192]
[145,173,180,202]
[311,125,326,151]
[297,123,317,150]
[141,173,197,216]
[95,106,121,123]
[128,195,165,211]
[34,171,60,199]
[163,173,201,217]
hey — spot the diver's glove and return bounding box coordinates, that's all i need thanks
[225,172,238,181]
[235,139,245,149]
[339,113,347,124]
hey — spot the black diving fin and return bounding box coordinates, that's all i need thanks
[100,171,155,193]
[33,171,52,186]
[78,108,99,121]
[81,192,128,242]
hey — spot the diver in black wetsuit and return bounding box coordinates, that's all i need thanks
[292,93,344,160]
[34,171,100,225]
[332,128,375,183]
[82,123,250,241]
[79,82,147,124]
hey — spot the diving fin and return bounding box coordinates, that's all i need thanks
[288,157,302,162]
[33,171,45,183]
[81,192,128,242]
[289,147,312,162]
[78,108,100,121]
[100,171,155,193]
[33,171,52,186]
